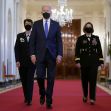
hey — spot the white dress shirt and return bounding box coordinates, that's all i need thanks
[86,34,91,41]
[26,31,31,42]
[43,18,51,32]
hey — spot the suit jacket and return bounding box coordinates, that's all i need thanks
[14,32,33,67]
[75,34,104,67]
[29,19,63,61]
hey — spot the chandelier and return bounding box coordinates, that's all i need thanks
[51,0,73,26]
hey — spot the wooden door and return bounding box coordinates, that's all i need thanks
[56,19,81,79]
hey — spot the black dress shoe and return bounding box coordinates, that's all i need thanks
[27,101,32,106]
[46,103,52,109]
[83,97,87,103]
[40,96,45,105]
[46,99,52,109]
[90,100,95,105]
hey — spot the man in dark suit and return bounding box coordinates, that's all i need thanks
[30,5,63,109]
[14,19,35,105]
[75,22,104,105]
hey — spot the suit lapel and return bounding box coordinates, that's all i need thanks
[23,32,27,42]
[39,19,47,39]
[47,19,53,38]
[39,19,54,39]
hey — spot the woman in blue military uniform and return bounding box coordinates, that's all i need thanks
[14,19,36,105]
[75,22,104,105]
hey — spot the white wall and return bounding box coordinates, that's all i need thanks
[0,0,22,82]
[0,0,5,81]
[5,0,15,79]
[104,0,111,79]
[0,0,3,81]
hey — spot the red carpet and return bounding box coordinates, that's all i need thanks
[0,80,111,111]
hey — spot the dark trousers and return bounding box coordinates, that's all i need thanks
[36,49,56,103]
[80,65,98,100]
[19,65,35,102]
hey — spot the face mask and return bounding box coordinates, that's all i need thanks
[25,25,31,31]
[85,27,93,33]
[43,12,50,19]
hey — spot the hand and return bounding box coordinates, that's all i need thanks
[16,62,20,68]
[31,55,36,64]
[76,63,81,68]
[56,55,62,64]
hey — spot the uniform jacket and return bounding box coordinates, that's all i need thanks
[75,34,104,66]
[14,32,33,67]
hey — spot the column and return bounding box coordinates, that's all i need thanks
[0,0,5,82]
[104,0,111,79]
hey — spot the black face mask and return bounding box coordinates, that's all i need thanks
[43,12,50,19]
[85,27,93,33]
[25,25,32,31]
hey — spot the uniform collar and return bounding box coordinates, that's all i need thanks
[43,18,51,23]
[25,30,31,37]
[85,34,92,38]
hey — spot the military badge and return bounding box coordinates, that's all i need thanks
[20,38,25,42]
[92,38,97,45]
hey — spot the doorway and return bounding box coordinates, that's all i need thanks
[56,19,81,79]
